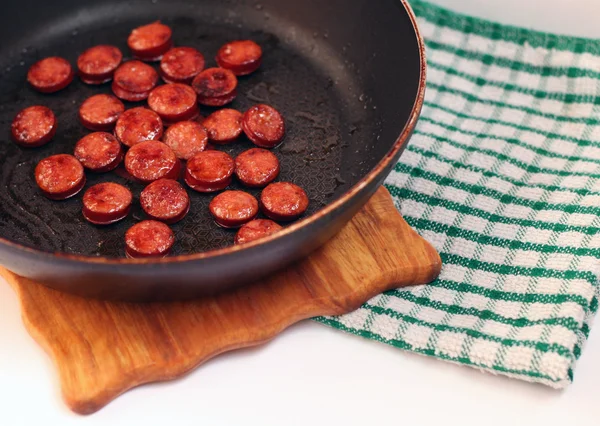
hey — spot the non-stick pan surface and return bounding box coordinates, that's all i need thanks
[0,0,424,300]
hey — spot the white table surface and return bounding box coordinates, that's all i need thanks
[2,1,600,425]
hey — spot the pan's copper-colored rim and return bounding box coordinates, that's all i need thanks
[0,0,427,265]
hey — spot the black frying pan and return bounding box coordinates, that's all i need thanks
[0,0,425,301]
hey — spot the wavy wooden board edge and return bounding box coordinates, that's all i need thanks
[0,187,441,415]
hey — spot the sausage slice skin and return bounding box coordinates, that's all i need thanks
[260,182,309,221]
[160,47,205,84]
[35,154,85,200]
[184,150,234,193]
[191,67,237,106]
[209,190,259,228]
[163,120,208,160]
[125,220,174,258]
[124,140,181,183]
[11,106,57,147]
[79,94,125,131]
[147,83,198,124]
[216,40,262,76]
[202,109,243,144]
[74,132,124,172]
[77,45,123,84]
[114,107,163,148]
[242,104,285,148]
[82,182,132,225]
[27,57,74,93]
[235,219,283,245]
[127,21,173,61]
[140,179,190,224]
[235,148,280,187]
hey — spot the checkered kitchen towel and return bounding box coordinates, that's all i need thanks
[316,0,600,387]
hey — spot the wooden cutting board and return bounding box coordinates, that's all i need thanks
[0,186,441,415]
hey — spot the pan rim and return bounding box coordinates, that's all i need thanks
[0,0,427,266]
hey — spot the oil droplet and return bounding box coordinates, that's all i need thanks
[358,94,365,102]
[21,47,28,54]
[323,31,329,39]
[255,3,263,10]
[19,61,24,66]
[373,105,377,110]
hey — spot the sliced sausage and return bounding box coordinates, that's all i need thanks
[216,40,262,76]
[235,148,280,187]
[160,47,205,84]
[74,132,124,172]
[82,182,132,225]
[163,120,208,160]
[209,190,259,228]
[27,57,74,93]
[79,94,125,131]
[11,105,56,148]
[125,220,174,258]
[147,83,198,124]
[35,154,85,200]
[77,45,122,84]
[202,109,243,144]
[191,67,237,106]
[242,104,285,148]
[112,60,159,101]
[127,21,173,61]
[260,182,308,221]
[124,140,181,183]
[184,150,234,193]
[235,219,283,245]
[114,107,163,147]
[140,179,190,224]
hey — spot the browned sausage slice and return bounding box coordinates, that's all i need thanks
[127,21,173,61]
[242,104,285,148]
[35,154,85,200]
[191,67,237,106]
[260,182,308,221]
[114,107,163,148]
[235,219,283,244]
[216,40,262,76]
[125,220,174,258]
[124,140,181,183]
[74,132,124,172]
[140,179,190,224]
[79,94,125,131]
[209,190,259,228]
[27,57,73,93]
[163,121,208,160]
[184,150,234,193]
[160,47,205,84]
[82,182,132,225]
[235,148,280,187]
[77,45,123,84]
[147,83,198,124]
[112,60,159,101]
[202,109,243,144]
[11,106,56,147]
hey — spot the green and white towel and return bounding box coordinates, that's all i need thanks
[317,0,600,388]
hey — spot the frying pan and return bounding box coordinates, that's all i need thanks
[0,0,425,301]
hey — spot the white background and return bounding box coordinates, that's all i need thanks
[1,1,599,425]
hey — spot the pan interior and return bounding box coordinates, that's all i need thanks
[0,0,420,257]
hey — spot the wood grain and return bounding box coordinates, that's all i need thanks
[0,186,441,415]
